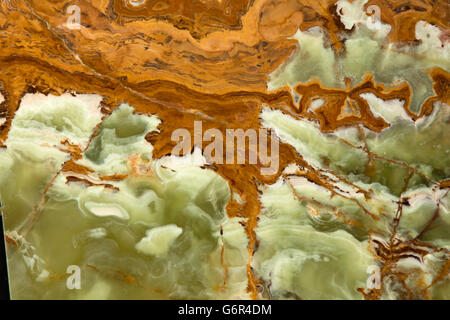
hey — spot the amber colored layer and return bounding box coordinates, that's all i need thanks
[0,0,449,299]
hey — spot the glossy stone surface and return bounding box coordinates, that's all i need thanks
[0,0,449,300]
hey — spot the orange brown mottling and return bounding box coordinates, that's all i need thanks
[365,0,450,44]
[0,0,449,299]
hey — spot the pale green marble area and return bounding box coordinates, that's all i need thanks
[254,180,375,299]
[2,85,449,300]
[256,101,449,299]
[1,0,449,300]
[269,0,450,114]
[261,104,450,195]
[1,98,249,299]
[257,0,449,299]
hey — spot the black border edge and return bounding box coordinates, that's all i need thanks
[0,212,10,300]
